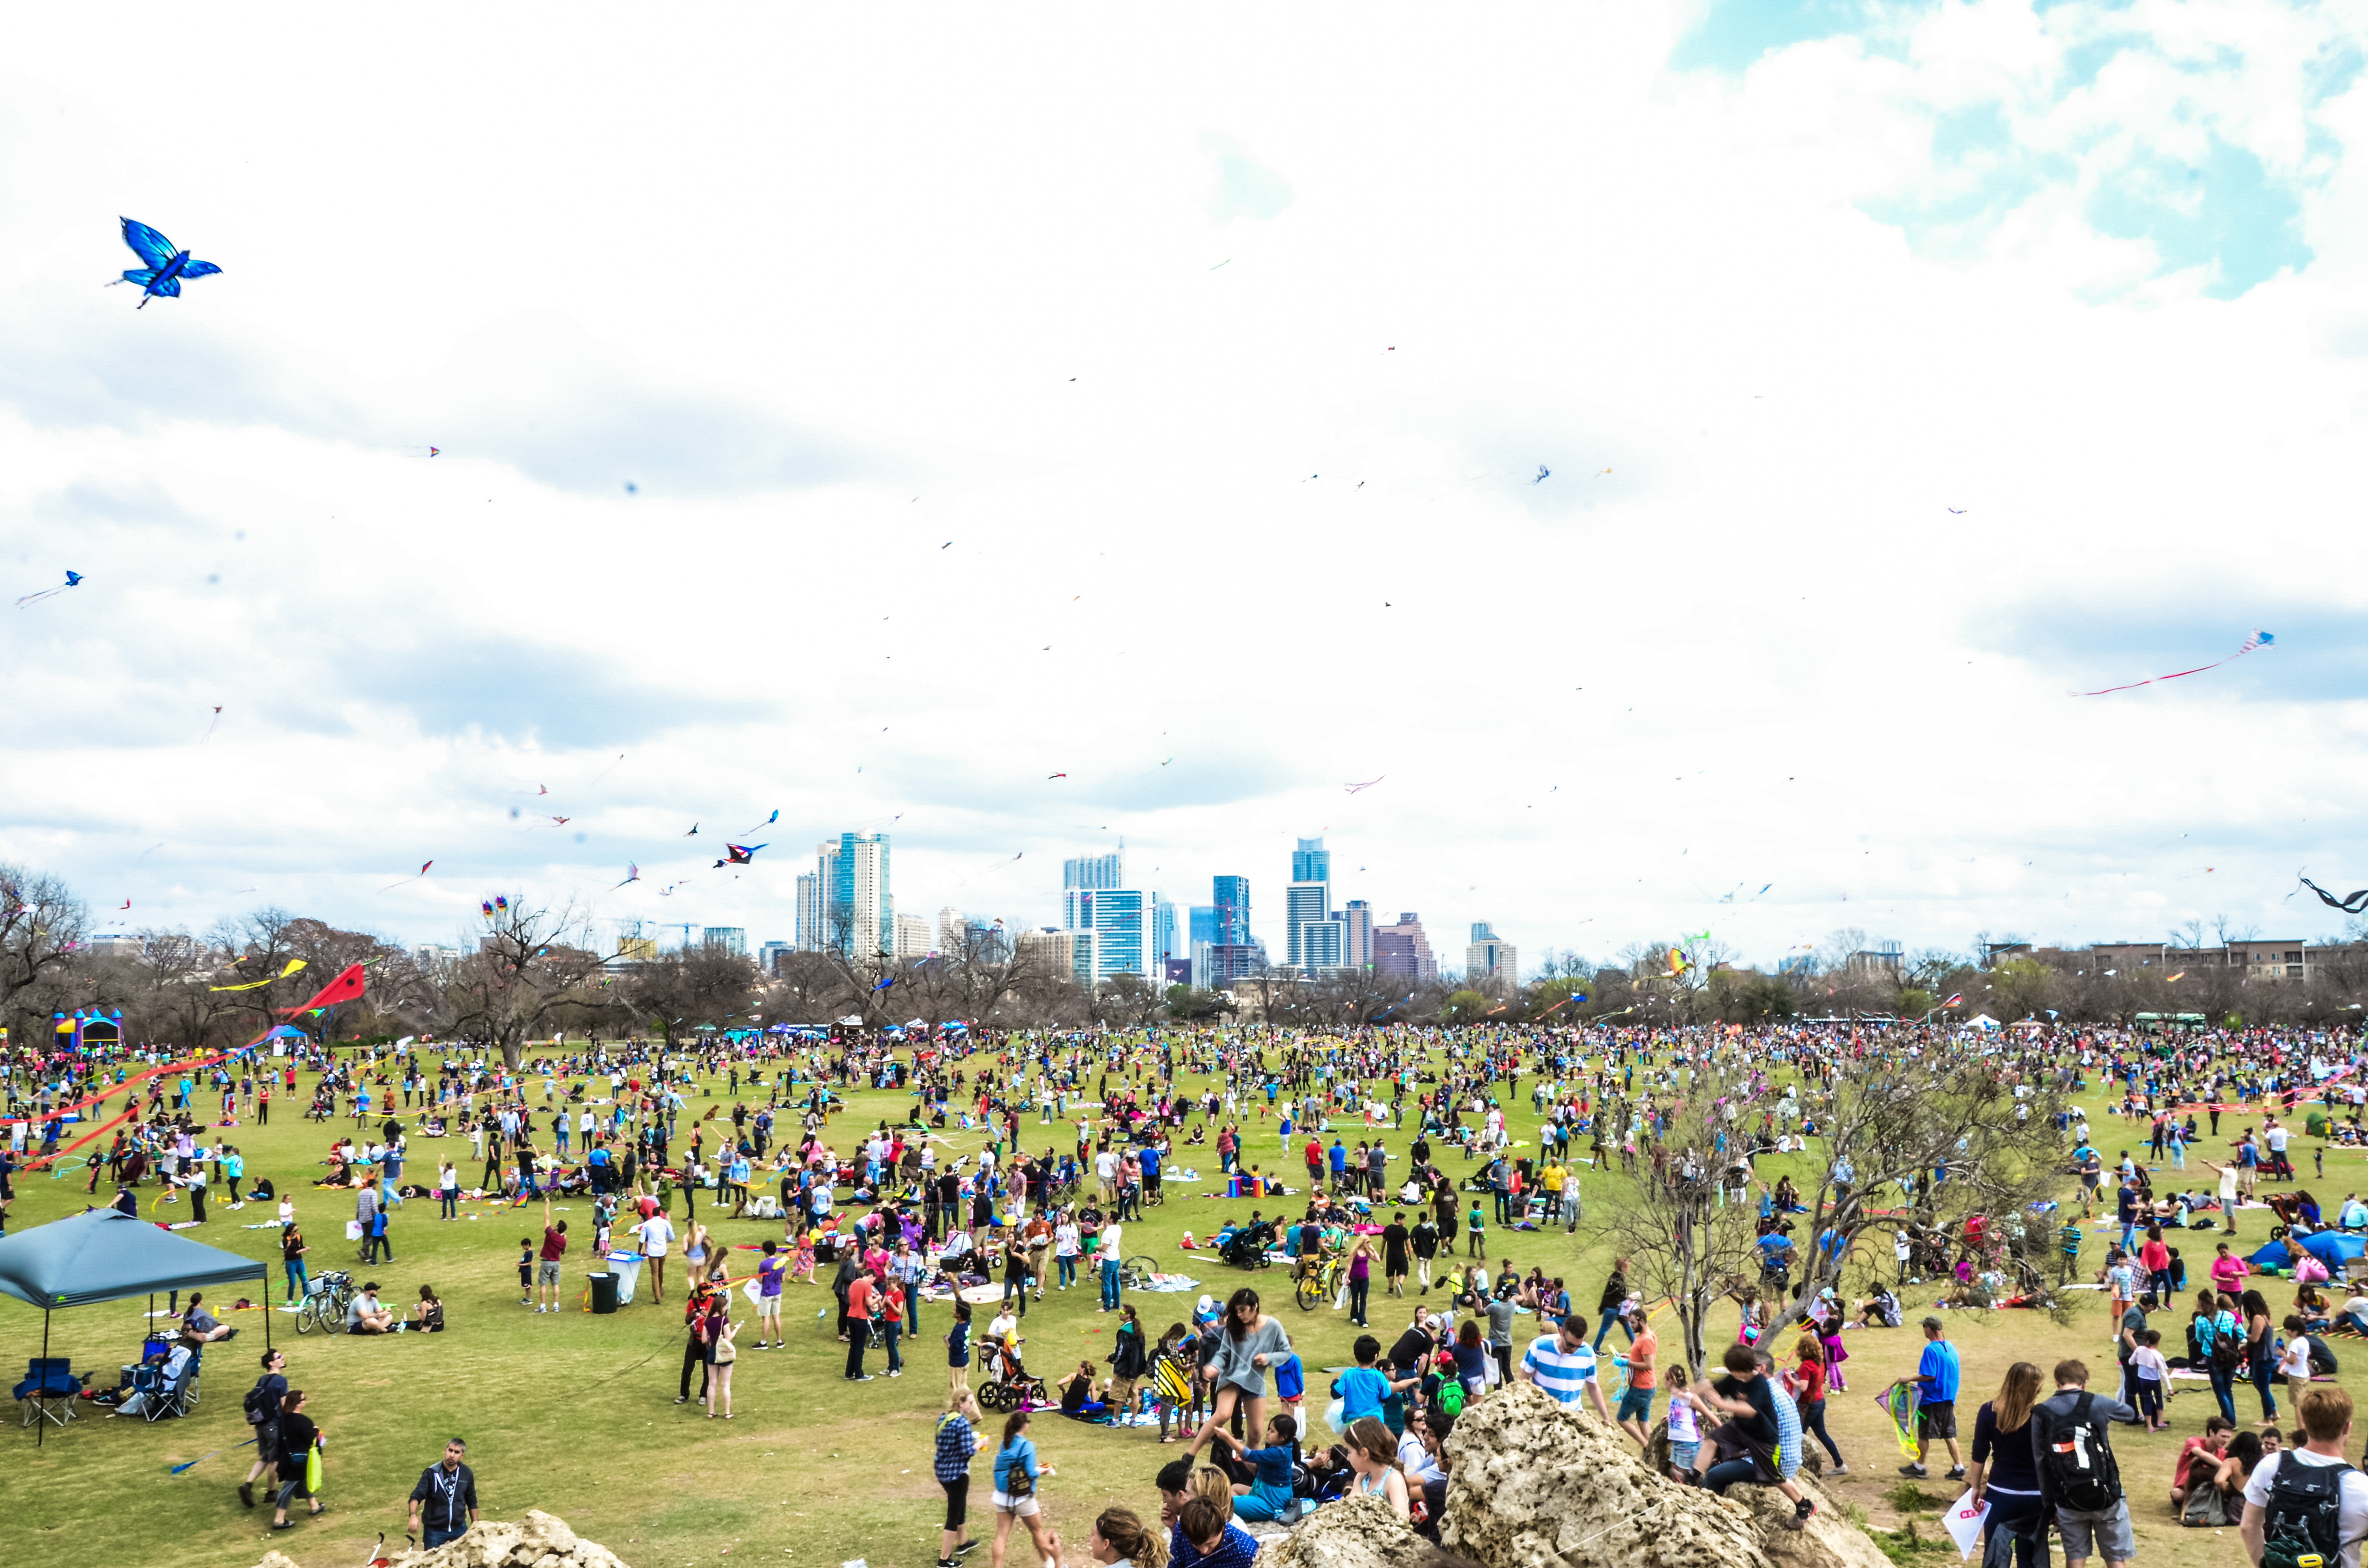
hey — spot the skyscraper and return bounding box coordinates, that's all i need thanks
[794,872,824,951]
[1285,880,1331,969]
[1064,852,1123,892]
[1292,838,1331,884]
[1212,876,1251,946]
[1342,900,1373,970]
[758,940,793,974]
[1374,913,1437,983]
[894,911,933,959]
[701,927,747,957]
[1153,899,1179,976]
[833,833,891,957]
[1190,905,1220,945]
[1466,923,1517,989]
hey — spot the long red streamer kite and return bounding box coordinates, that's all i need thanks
[276,962,366,1016]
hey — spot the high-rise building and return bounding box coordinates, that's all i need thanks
[1071,888,1157,982]
[1153,899,1179,976]
[1342,900,1373,970]
[799,839,841,951]
[702,927,748,957]
[1292,837,1331,884]
[1285,881,1331,970]
[1211,876,1251,946]
[758,939,793,973]
[1064,852,1123,892]
[1017,926,1076,978]
[937,906,965,953]
[833,833,891,957]
[1299,917,1345,973]
[1374,913,1436,983]
[1190,905,1220,945]
[894,911,933,959]
[1466,923,1517,989]
[1192,942,1264,987]
[611,936,656,965]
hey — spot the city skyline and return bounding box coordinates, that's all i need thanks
[5,9,2362,968]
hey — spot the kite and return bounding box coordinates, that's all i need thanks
[198,706,222,744]
[15,571,84,607]
[684,823,699,836]
[496,895,508,911]
[118,900,130,910]
[742,809,779,834]
[1533,465,1550,484]
[613,863,641,890]
[1048,773,1067,779]
[379,861,433,892]
[210,958,306,992]
[481,901,494,918]
[113,218,222,308]
[1666,947,1690,978]
[712,842,766,869]
[1947,507,1965,514]
[549,816,570,826]
[277,962,366,1017]
[589,754,626,785]
[871,977,895,992]
[1942,992,1963,1008]
[2300,877,2368,915]
[1344,777,1384,794]
[1876,1382,1921,1461]
[2076,630,2273,697]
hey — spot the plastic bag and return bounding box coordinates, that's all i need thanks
[305,1443,323,1495]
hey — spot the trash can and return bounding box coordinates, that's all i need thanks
[589,1272,619,1315]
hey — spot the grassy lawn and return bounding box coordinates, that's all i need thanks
[0,1042,2346,1568]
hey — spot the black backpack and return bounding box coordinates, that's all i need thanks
[2260,1455,2353,1568]
[243,1378,277,1426]
[2036,1394,2122,1514]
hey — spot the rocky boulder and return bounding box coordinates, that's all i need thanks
[1441,1380,1883,1568]
[253,1512,629,1568]
[1250,1494,1435,1568]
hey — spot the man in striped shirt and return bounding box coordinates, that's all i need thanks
[1520,1312,1614,1423]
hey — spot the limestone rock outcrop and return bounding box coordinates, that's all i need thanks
[1442,1380,1884,1568]
[1249,1493,1437,1568]
[254,1512,629,1568]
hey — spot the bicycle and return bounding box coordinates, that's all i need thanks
[1118,1254,1162,1292]
[1295,1254,1345,1313]
[295,1270,356,1335]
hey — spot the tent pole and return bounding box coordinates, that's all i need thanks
[37,1311,49,1449]
[262,1265,272,1351]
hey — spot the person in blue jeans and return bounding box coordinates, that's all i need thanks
[406,1439,478,1548]
[1098,1220,1123,1311]
[1205,1412,1301,1520]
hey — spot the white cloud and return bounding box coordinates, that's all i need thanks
[1,2,2366,968]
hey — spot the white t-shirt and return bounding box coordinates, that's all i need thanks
[1099,1222,1122,1259]
[637,1216,675,1257]
[2280,1336,2315,1381]
[1096,1150,1118,1181]
[2243,1449,2368,1568]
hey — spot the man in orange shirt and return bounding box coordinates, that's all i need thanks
[1616,1318,1659,1447]
[845,1270,877,1382]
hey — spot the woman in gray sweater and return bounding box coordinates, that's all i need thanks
[1189,1287,1293,1459]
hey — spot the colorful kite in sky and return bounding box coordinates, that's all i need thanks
[379,861,432,892]
[210,957,306,992]
[15,571,83,607]
[114,219,222,308]
[2076,630,2272,697]
[713,843,766,869]
[614,862,641,890]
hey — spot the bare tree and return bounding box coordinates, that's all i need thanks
[441,897,617,1066]
[0,866,85,1042]
[1596,1091,1761,1372]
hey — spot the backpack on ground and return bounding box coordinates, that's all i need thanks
[2035,1393,2121,1514]
[2259,1455,2353,1568]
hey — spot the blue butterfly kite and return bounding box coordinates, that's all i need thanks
[113,218,222,308]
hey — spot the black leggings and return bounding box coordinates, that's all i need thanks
[942,1476,968,1531]
[680,1338,711,1400]
[1800,1398,1844,1466]
[1982,1490,2048,1568]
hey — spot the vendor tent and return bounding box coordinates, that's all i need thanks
[2248,1239,2293,1272]
[0,1209,272,1444]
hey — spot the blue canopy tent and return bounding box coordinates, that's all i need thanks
[0,1210,272,1444]
[2248,1239,2293,1273]
[2299,1230,2367,1267]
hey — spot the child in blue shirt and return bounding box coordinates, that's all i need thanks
[1209,1412,1300,1521]
[1334,1334,1407,1425]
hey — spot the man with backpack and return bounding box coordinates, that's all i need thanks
[2242,1384,2368,1568]
[2032,1359,2134,1568]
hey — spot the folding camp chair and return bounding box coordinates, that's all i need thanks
[141,1348,199,1422]
[14,1358,81,1429]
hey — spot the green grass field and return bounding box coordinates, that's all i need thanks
[0,1050,2345,1568]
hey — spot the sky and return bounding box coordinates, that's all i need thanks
[3,1,2367,972]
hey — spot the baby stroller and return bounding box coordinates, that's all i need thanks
[1220,1221,1276,1270]
[974,1336,1048,1412]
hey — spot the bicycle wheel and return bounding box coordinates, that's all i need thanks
[1295,1273,1324,1312]
[1122,1255,1159,1290]
[295,1298,319,1335]
[324,1294,350,1335]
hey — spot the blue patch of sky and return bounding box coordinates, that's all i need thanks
[1668,0,1893,74]
[2087,138,2310,299]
